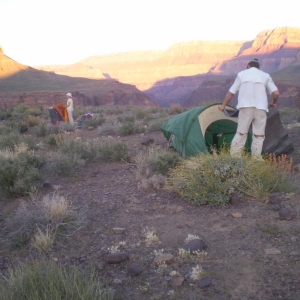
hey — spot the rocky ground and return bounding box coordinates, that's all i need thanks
[0,124,300,300]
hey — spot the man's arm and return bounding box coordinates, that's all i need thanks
[269,90,279,108]
[218,92,234,111]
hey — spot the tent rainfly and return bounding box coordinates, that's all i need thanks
[161,104,294,158]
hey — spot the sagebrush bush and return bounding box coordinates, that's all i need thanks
[0,152,43,197]
[118,121,145,136]
[83,115,105,128]
[135,145,181,177]
[0,132,21,150]
[0,259,108,300]
[96,139,130,162]
[167,149,295,206]
[0,109,12,120]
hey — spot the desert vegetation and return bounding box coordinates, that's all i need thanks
[0,103,299,299]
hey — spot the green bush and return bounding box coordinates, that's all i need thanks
[0,259,109,300]
[97,139,130,162]
[0,153,43,197]
[0,109,12,120]
[83,115,105,128]
[118,121,145,136]
[167,150,295,206]
[135,145,181,177]
[0,132,21,150]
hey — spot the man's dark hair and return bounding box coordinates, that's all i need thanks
[248,58,260,69]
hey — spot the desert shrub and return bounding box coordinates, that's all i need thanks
[0,259,108,300]
[167,149,295,206]
[0,109,12,120]
[27,115,41,127]
[0,132,21,150]
[97,120,119,136]
[134,108,147,120]
[17,122,29,133]
[118,114,135,123]
[44,134,58,147]
[96,139,130,162]
[0,152,43,197]
[34,121,49,137]
[169,103,184,114]
[50,152,85,176]
[118,121,145,136]
[145,117,170,132]
[83,115,105,128]
[12,103,32,114]
[135,145,181,177]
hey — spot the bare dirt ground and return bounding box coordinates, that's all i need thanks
[1,126,300,300]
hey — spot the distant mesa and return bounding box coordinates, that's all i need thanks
[1,27,300,109]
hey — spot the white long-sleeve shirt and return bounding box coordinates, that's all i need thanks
[229,67,278,112]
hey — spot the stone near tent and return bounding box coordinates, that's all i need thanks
[127,264,143,277]
[279,208,293,221]
[186,239,207,253]
[104,252,130,264]
[169,276,185,288]
[199,277,212,288]
[141,137,154,146]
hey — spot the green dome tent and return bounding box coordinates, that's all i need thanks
[161,103,294,158]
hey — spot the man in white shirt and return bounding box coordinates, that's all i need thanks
[218,58,279,159]
[66,92,74,124]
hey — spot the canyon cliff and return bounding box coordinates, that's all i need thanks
[1,27,300,109]
[0,52,152,109]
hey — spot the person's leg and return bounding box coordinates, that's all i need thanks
[230,108,254,157]
[251,109,267,158]
[67,109,74,124]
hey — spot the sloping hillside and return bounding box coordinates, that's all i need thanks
[0,53,153,109]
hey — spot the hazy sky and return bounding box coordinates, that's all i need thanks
[1,0,299,66]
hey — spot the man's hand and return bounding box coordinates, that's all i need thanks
[218,104,225,111]
[269,102,277,108]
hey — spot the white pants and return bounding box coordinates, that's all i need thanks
[67,108,74,124]
[230,107,267,158]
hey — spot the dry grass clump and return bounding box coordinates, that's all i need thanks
[135,145,181,190]
[0,259,109,300]
[167,148,295,206]
[6,191,85,251]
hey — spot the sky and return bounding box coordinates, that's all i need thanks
[1,0,300,67]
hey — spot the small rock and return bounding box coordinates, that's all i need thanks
[153,253,174,265]
[104,252,130,264]
[141,138,154,146]
[113,227,125,234]
[269,192,284,204]
[264,248,281,255]
[291,236,297,242]
[198,277,212,288]
[169,276,185,288]
[53,257,59,262]
[231,212,243,219]
[186,239,207,253]
[279,208,293,221]
[127,264,143,277]
[112,278,122,284]
[229,192,239,204]
[43,181,51,188]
